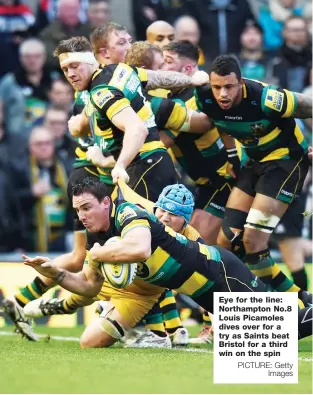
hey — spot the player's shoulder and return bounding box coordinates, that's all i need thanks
[181,224,203,243]
[115,201,151,229]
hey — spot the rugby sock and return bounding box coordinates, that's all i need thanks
[202,311,212,327]
[298,306,312,340]
[160,290,184,334]
[15,277,50,307]
[245,249,301,292]
[144,303,167,337]
[291,268,308,291]
[62,294,94,314]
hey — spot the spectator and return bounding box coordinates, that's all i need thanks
[272,16,311,92]
[259,0,307,52]
[191,0,256,66]
[132,0,192,40]
[238,20,275,82]
[39,0,91,71]
[0,38,57,136]
[0,99,28,252]
[146,20,175,49]
[303,1,312,35]
[48,77,74,115]
[174,16,206,69]
[44,105,76,172]
[301,66,312,143]
[0,0,35,77]
[11,126,70,252]
[87,0,110,30]
[34,0,89,33]
[132,0,161,40]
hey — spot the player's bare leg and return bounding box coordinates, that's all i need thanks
[191,209,222,244]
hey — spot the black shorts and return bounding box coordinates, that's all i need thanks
[272,190,307,240]
[194,179,234,219]
[193,246,267,313]
[127,151,178,202]
[235,157,309,204]
[68,166,114,231]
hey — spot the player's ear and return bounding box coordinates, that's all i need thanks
[185,64,193,75]
[102,196,111,208]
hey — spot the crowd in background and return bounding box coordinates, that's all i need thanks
[0,0,311,253]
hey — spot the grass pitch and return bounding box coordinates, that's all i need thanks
[0,326,311,394]
[0,264,312,394]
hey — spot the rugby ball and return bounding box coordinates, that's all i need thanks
[100,236,138,289]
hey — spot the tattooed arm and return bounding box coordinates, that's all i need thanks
[145,70,209,90]
[293,93,312,119]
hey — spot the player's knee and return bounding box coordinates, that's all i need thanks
[219,208,247,250]
[79,332,116,349]
[243,208,280,252]
[217,229,232,249]
[242,228,267,252]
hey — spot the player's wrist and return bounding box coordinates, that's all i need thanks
[52,270,66,284]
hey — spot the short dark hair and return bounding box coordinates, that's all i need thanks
[163,40,199,63]
[72,178,112,203]
[210,54,242,81]
[53,36,92,57]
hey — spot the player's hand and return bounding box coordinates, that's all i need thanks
[87,144,106,167]
[190,70,210,86]
[87,145,116,168]
[89,243,103,266]
[68,113,89,137]
[21,255,59,278]
[111,164,130,184]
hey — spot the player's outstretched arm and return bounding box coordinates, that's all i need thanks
[22,255,102,297]
[292,93,312,119]
[89,227,152,264]
[145,70,209,90]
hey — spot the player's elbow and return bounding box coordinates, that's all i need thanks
[197,113,212,132]
[136,121,149,139]
[133,243,151,262]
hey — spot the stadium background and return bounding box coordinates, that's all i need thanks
[0,0,312,327]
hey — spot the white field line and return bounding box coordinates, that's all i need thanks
[0,331,312,361]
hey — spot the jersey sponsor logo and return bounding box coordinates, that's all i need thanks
[126,75,140,94]
[93,90,114,108]
[250,277,259,288]
[225,116,243,120]
[209,202,225,212]
[281,189,294,197]
[118,206,137,226]
[265,89,284,112]
[117,69,127,81]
